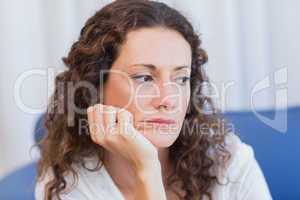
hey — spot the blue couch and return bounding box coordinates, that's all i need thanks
[225,107,300,200]
[0,107,299,200]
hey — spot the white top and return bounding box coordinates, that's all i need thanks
[35,133,273,200]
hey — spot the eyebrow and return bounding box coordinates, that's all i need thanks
[129,63,190,72]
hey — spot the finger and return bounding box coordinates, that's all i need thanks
[103,105,118,136]
[117,109,134,138]
[87,106,96,141]
[94,104,105,143]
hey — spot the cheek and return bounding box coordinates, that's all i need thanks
[180,86,190,111]
[103,74,134,108]
[103,74,146,122]
[132,85,156,112]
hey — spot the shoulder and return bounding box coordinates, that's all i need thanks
[224,132,255,179]
[212,132,272,199]
[34,156,110,200]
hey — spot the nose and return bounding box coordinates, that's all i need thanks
[151,80,179,112]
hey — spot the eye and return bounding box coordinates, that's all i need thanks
[131,75,154,83]
[175,76,190,85]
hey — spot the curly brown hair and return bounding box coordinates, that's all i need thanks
[36,0,232,199]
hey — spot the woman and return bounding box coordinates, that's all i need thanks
[35,0,272,199]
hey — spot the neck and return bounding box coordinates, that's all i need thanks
[103,147,172,193]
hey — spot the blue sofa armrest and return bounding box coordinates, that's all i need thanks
[225,107,300,200]
[0,162,37,200]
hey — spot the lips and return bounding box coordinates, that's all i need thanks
[144,118,176,125]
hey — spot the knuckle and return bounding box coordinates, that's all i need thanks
[118,109,131,118]
[87,105,94,113]
[106,106,118,115]
[95,104,103,113]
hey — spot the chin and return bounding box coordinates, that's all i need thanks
[140,128,180,148]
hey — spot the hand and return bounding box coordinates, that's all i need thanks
[87,104,167,200]
[86,103,159,172]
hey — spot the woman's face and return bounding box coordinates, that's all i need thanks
[103,27,192,148]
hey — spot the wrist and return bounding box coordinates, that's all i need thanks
[136,159,162,179]
[134,161,166,200]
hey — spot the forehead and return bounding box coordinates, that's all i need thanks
[113,27,192,70]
